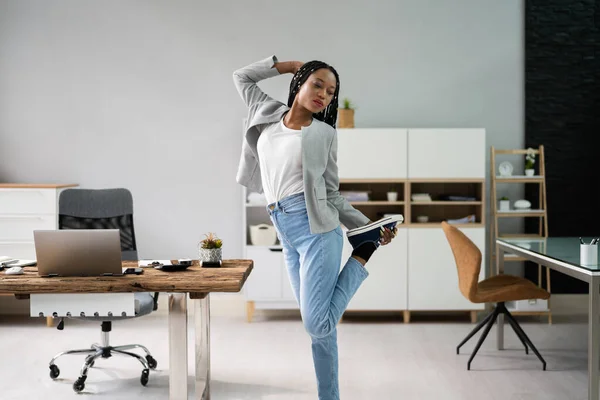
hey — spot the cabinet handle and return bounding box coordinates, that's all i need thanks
[269,248,283,252]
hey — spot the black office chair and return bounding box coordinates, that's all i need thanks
[48,188,159,393]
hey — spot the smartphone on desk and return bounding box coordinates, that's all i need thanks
[123,267,144,275]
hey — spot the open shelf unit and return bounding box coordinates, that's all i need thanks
[489,146,551,323]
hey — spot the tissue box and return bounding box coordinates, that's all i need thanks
[506,299,548,312]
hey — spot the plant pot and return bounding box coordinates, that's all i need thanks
[198,248,222,263]
[337,109,354,128]
[499,200,510,211]
[525,169,534,177]
[386,192,398,202]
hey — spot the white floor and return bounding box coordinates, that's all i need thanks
[0,294,591,400]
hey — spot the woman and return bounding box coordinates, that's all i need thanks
[233,55,402,400]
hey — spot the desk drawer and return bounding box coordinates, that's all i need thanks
[0,241,36,259]
[0,215,57,241]
[0,189,56,214]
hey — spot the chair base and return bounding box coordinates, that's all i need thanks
[457,302,546,371]
[48,322,157,393]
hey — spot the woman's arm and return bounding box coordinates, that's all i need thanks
[323,131,371,229]
[232,55,302,108]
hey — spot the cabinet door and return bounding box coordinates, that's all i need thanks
[0,215,57,241]
[408,227,485,310]
[343,229,408,311]
[407,129,485,178]
[337,129,408,179]
[0,242,37,259]
[244,246,284,300]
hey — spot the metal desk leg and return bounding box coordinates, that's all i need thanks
[194,294,211,400]
[589,278,600,400]
[496,245,504,350]
[169,293,188,400]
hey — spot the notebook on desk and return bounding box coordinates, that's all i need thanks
[33,229,124,277]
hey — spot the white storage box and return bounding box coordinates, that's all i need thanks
[249,224,278,246]
[506,299,548,312]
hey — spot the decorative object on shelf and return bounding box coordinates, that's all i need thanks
[386,191,398,202]
[498,161,514,177]
[340,191,369,201]
[411,193,432,202]
[513,199,532,210]
[198,232,222,263]
[499,196,510,211]
[446,214,476,224]
[249,224,278,246]
[416,215,429,223]
[337,98,355,128]
[525,147,536,176]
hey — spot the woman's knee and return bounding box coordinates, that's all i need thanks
[303,315,334,339]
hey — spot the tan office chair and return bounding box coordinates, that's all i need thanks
[441,221,550,370]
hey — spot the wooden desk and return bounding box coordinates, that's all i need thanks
[0,259,253,400]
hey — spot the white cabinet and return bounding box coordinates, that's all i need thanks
[0,185,77,260]
[408,227,485,310]
[242,127,486,322]
[408,129,485,178]
[337,129,408,179]
[244,246,297,308]
[345,228,408,311]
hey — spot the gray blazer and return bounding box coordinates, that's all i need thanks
[233,55,370,234]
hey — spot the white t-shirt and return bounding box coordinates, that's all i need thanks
[257,119,305,205]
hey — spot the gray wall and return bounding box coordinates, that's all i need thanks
[0,0,524,260]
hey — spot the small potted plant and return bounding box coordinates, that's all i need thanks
[337,97,355,128]
[499,196,510,211]
[198,232,222,263]
[525,148,536,177]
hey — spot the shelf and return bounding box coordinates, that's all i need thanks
[350,201,404,205]
[409,223,484,228]
[498,233,545,239]
[504,254,529,262]
[340,179,407,184]
[506,308,550,315]
[411,201,481,205]
[495,175,544,183]
[497,210,545,217]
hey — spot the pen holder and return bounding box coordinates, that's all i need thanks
[580,244,598,266]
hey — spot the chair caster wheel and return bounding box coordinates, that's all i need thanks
[73,376,86,393]
[146,355,157,370]
[140,369,149,386]
[49,365,60,379]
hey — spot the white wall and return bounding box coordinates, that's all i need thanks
[0,0,524,260]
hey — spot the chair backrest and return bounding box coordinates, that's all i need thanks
[58,188,137,261]
[441,221,481,302]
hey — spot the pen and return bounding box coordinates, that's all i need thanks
[592,238,598,245]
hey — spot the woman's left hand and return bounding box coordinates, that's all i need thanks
[380,226,397,246]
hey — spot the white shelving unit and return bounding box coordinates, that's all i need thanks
[242,128,486,323]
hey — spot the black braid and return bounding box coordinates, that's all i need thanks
[287,61,340,128]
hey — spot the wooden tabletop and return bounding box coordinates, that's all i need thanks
[0,260,253,299]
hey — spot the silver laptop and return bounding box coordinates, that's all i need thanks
[34,229,123,277]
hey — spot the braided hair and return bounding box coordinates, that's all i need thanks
[287,61,340,128]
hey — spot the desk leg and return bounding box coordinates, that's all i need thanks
[168,293,188,400]
[194,293,211,400]
[589,278,600,400]
[496,244,504,350]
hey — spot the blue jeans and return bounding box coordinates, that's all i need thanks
[267,192,369,400]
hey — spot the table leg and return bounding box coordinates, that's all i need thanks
[169,293,188,400]
[589,278,600,400]
[194,293,211,399]
[496,244,504,350]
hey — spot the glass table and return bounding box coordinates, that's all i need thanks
[496,237,600,400]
